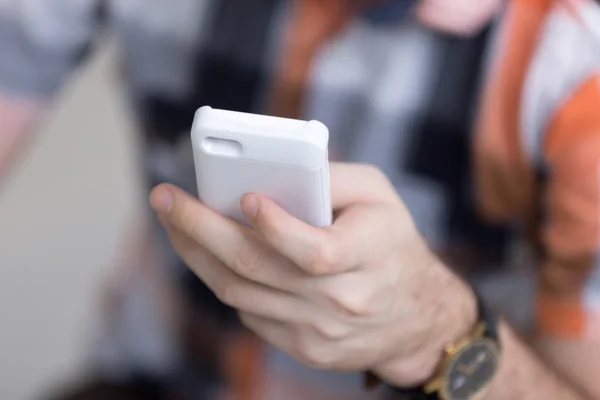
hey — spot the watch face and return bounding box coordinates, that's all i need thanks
[442,339,499,400]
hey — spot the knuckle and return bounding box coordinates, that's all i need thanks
[295,337,335,369]
[260,213,284,237]
[327,289,370,317]
[305,242,339,275]
[310,320,349,341]
[216,282,241,308]
[232,247,265,275]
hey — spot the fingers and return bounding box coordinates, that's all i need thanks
[162,224,306,322]
[239,313,293,357]
[328,163,400,209]
[151,163,403,278]
[242,193,353,275]
[239,163,401,275]
[151,184,303,289]
[243,191,410,276]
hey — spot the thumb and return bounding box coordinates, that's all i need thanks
[241,194,350,275]
[329,163,400,209]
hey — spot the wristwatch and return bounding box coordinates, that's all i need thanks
[391,292,501,399]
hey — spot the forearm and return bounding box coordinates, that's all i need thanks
[267,46,315,119]
[379,262,595,399]
[486,322,590,400]
[268,1,350,119]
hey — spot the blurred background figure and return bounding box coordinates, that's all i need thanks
[0,0,507,399]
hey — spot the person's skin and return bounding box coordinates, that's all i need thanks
[416,0,503,36]
[269,0,361,119]
[0,90,192,381]
[269,0,501,120]
[5,1,599,396]
[0,92,45,181]
[419,0,600,396]
[150,163,600,399]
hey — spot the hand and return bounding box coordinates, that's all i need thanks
[149,163,476,386]
[415,0,501,37]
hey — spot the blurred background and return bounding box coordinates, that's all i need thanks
[0,41,141,399]
[1,0,570,398]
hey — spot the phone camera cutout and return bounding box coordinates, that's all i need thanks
[201,137,243,157]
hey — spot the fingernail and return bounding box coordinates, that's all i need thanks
[150,187,173,214]
[242,194,260,218]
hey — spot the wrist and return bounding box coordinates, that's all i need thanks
[375,263,478,387]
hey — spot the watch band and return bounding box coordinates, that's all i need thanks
[392,289,499,399]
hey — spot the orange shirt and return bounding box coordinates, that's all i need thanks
[476,0,600,339]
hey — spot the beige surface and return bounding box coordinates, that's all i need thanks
[0,43,141,400]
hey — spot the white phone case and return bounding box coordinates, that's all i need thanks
[191,106,332,227]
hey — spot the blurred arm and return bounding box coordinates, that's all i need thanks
[485,322,595,399]
[0,93,46,178]
[0,0,103,180]
[268,0,358,118]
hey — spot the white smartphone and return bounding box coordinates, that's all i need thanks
[191,106,332,227]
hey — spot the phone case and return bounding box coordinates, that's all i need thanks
[191,106,332,227]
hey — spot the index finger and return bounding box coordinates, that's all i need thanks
[149,183,303,288]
